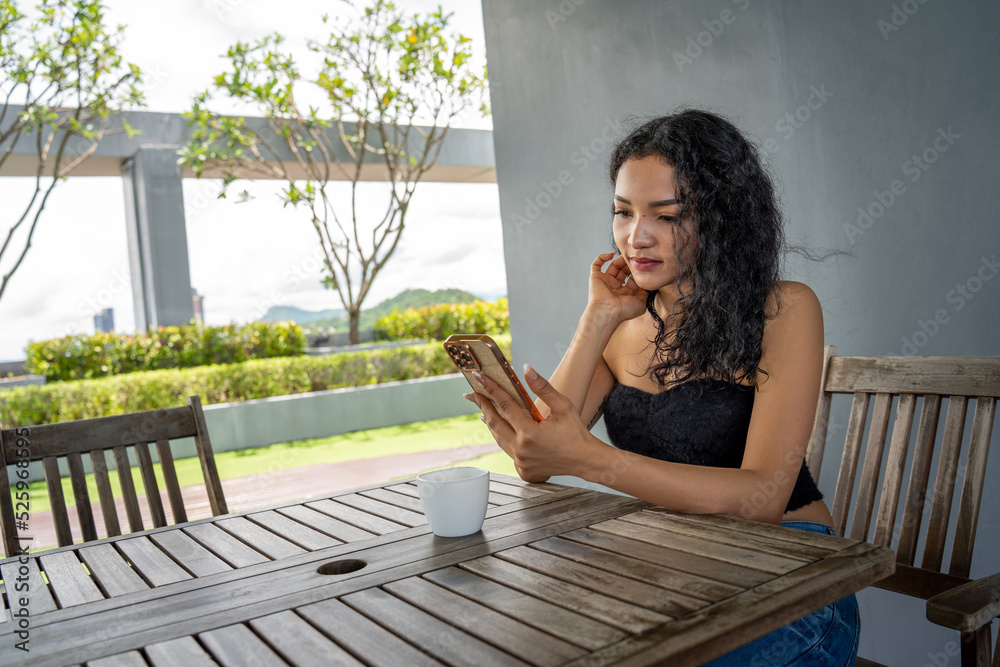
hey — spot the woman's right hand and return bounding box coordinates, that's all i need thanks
[587,252,650,324]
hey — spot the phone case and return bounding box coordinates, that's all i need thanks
[443,334,543,422]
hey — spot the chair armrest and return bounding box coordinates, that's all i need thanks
[926,572,1000,633]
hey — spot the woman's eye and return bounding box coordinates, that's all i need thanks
[659,215,680,223]
[613,209,631,218]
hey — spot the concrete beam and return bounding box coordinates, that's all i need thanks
[0,107,496,183]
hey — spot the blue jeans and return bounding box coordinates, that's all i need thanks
[702,521,861,666]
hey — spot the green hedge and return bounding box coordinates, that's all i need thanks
[0,335,511,427]
[375,298,508,341]
[26,321,306,382]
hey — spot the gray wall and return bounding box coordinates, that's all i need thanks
[482,1,999,664]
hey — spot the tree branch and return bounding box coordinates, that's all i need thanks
[179,0,489,342]
[0,173,61,302]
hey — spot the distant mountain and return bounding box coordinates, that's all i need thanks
[260,288,487,330]
[260,305,345,324]
[367,288,481,319]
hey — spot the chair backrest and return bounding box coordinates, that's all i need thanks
[0,395,228,557]
[806,347,999,599]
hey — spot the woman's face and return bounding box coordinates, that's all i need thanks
[612,156,695,296]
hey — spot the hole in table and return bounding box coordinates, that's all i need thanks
[317,559,368,575]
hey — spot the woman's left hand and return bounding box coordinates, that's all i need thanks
[465,365,601,483]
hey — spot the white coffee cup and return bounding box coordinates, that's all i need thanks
[416,467,490,537]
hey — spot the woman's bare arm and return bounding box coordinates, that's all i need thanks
[538,307,618,424]
[471,281,824,524]
[536,252,648,422]
[572,281,824,522]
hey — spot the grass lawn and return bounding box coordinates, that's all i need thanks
[23,413,512,513]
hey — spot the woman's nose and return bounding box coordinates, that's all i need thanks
[628,216,653,247]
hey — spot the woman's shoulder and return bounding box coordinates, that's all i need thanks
[762,281,823,348]
[767,281,821,320]
[761,280,824,366]
[756,281,825,404]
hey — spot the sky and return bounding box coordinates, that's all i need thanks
[0,0,503,361]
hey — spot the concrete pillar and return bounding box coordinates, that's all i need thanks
[121,146,194,330]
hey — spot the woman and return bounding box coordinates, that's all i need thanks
[465,109,860,665]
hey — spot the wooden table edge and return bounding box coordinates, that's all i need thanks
[562,541,897,667]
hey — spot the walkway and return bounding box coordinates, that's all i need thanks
[20,443,500,552]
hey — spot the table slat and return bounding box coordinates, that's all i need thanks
[335,493,426,527]
[424,566,626,651]
[304,498,409,535]
[78,543,149,597]
[487,491,521,506]
[567,540,895,667]
[462,555,672,633]
[296,597,445,667]
[144,636,219,667]
[184,523,270,569]
[198,624,288,667]
[86,651,149,667]
[0,557,57,613]
[531,536,742,603]
[648,509,858,551]
[38,551,103,608]
[116,537,192,587]
[594,518,800,574]
[249,610,364,667]
[497,544,705,616]
[214,517,305,560]
[247,511,343,551]
[274,505,378,543]
[343,586,533,667]
[358,487,424,512]
[489,480,550,499]
[634,509,835,561]
[385,575,587,667]
[383,481,418,496]
[562,527,773,588]
[149,531,231,577]
[618,513,810,571]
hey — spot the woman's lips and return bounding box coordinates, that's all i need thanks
[630,257,662,271]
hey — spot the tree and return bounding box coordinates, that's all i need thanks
[0,0,143,303]
[180,0,489,344]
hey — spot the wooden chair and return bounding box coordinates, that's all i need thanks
[806,347,1000,667]
[0,396,228,558]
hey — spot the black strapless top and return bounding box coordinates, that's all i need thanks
[603,378,823,513]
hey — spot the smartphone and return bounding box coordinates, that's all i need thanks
[443,334,543,422]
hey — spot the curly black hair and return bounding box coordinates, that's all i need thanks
[609,109,784,388]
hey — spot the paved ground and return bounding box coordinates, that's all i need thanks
[20,443,500,552]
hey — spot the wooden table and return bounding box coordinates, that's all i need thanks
[0,474,894,666]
